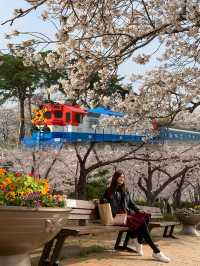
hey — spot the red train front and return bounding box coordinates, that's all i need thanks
[32,103,86,132]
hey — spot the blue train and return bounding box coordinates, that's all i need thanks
[22,102,200,148]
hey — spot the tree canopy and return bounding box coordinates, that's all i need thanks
[3,0,200,130]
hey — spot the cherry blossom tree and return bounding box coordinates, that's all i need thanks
[0,146,78,194]
[0,108,18,145]
[127,144,200,206]
[3,0,200,127]
[1,139,200,204]
[2,0,200,202]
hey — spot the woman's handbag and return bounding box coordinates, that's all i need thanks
[98,203,114,225]
[113,213,127,225]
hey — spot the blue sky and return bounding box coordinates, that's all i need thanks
[0,0,160,82]
[0,0,55,50]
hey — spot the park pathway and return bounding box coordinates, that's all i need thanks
[61,235,200,266]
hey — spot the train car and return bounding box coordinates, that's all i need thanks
[32,102,86,128]
[22,102,144,148]
[22,102,200,148]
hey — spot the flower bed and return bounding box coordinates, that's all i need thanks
[0,168,65,208]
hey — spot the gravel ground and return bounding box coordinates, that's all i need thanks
[61,234,200,266]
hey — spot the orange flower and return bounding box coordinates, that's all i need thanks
[4,177,12,185]
[40,185,49,195]
[0,184,5,190]
[9,184,16,191]
[0,168,6,176]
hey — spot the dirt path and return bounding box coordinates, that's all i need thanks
[61,235,200,266]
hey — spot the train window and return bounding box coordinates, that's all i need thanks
[66,112,70,122]
[75,113,82,123]
[43,111,51,119]
[55,111,62,118]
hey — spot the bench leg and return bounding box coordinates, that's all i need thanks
[114,231,137,253]
[123,232,137,252]
[48,232,67,266]
[163,225,177,239]
[163,226,169,237]
[123,232,130,248]
[169,225,177,238]
[114,231,124,250]
[38,238,56,266]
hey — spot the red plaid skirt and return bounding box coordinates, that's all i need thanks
[117,209,151,231]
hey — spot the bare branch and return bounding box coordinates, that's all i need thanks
[2,0,47,26]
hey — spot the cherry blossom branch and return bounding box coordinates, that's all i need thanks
[2,0,47,26]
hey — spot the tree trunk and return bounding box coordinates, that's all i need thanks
[18,97,25,144]
[173,189,182,208]
[74,161,79,199]
[146,192,156,206]
[28,88,33,124]
[172,174,187,208]
[77,167,87,199]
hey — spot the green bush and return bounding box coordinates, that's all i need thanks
[135,199,147,206]
[86,170,110,200]
[174,201,194,209]
[162,213,177,221]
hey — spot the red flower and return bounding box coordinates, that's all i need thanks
[15,172,22,177]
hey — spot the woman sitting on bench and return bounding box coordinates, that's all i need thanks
[102,170,170,263]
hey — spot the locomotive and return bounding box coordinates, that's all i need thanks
[22,102,144,148]
[22,102,200,149]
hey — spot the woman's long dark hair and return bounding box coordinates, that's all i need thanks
[108,170,126,194]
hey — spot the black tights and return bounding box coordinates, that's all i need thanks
[136,222,160,253]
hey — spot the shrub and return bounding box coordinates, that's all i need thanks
[86,170,110,200]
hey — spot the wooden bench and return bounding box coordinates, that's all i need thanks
[39,200,179,266]
[141,206,179,238]
[39,199,129,266]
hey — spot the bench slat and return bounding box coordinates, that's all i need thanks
[70,209,96,215]
[150,221,180,227]
[68,214,97,220]
[61,225,129,235]
[66,199,96,209]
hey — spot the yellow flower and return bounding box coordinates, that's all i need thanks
[25,188,33,194]
[5,191,16,199]
[40,179,48,185]
[16,191,26,197]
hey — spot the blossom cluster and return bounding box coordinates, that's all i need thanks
[4,0,200,130]
[0,168,65,208]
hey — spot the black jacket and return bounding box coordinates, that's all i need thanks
[102,188,140,217]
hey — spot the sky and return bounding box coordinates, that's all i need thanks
[0,0,55,49]
[0,0,161,83]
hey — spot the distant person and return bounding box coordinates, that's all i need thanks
[42,124,50,132]
[101,170,170,263]
[31,125,39,133]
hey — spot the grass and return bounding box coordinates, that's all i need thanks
[79,245,105,257]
